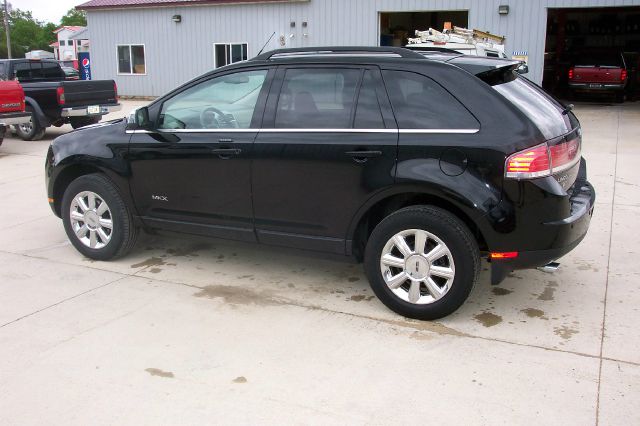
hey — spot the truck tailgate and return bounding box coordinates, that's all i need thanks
[61,80,117,107]
[573,66,623,83]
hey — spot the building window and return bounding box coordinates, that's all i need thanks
[213,43,248,68]
[117,44,146,74]
[60,40,65,46]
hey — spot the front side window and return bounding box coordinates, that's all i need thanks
[214,43,248,68]
[118,44,146,74]
[382,70,479,130]
[159,69,268,130]
[275,68,360,129]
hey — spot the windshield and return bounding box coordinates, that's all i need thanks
[492,75,577,140]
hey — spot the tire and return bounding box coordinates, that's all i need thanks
[70,117,101,130]
[14,106,46,141]
[614,92,625,103]
[364,206,480,320]
[0,125,5,147]
[62,173,139,260]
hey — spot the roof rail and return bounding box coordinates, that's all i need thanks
[252,46,426,61]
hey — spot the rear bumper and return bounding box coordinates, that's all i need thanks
[61,103,121,117]
[490,164,596,284]
[0,111,31,126]
[569,82,625,92]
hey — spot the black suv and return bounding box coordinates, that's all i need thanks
[45,47,595,320]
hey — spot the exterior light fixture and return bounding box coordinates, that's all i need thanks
[172,14,182,23]
[498,5,509,15]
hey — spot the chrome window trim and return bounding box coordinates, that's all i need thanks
[126,128,479,135]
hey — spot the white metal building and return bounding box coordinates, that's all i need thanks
[76,0,640,96]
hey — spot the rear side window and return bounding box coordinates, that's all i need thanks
[14,62,31,80]
[492,75,575,140]
[275,68,360,128]
[354,70,385,129]
[382,70,479,129]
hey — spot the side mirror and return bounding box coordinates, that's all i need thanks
[516,63,529,75]
[126,106,152,131]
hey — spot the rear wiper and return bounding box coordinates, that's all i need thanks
[561,103,574,115]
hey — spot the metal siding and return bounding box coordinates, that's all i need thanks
[87,0,640,96]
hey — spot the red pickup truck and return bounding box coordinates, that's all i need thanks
[568,53,628,103]
[0,80,31,146]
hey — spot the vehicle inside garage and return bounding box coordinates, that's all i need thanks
[543,6,640,101]
[379,11,468,47]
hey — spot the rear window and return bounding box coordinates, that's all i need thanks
[574,53,623,68]
[492,74,577,140]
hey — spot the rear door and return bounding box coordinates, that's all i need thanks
[251,65,398,254]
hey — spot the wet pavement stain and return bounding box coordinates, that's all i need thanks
[538,281,559,301]
[350,295,375,302]
[348,277,360,282]
[131,257,166,269]
[473,312,503,327]
[491,287,513,296]
[149,268,162,274]
[193,285,280,306]
[233,376,247,384]
[165,243,212,257]
[554,325,579,340]
[521,308,546,319]
[145,368,174,378]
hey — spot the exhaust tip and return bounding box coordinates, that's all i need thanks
[537,262,560,274]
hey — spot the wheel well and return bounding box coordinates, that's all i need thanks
[351,193,488,261]
[52,165,103,216]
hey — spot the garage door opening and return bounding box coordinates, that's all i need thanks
[380,11,469,47]
[543,6,640,101]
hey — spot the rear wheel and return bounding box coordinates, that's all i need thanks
[62,174,139,260]
[14,106,46,141]
[70,117,101,129]
[364,206,480,320]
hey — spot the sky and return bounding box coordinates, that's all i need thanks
[12,0,82,24]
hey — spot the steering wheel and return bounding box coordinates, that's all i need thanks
[199,107,238,129]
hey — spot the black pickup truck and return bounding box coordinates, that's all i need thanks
[0,59,120,140]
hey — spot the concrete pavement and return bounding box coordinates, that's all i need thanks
[0,101,638,425]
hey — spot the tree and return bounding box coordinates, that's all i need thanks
[0,9,55,59]
[59,8,86,27]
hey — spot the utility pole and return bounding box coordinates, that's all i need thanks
[3,1,11,59]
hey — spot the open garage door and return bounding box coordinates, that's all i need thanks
[380,11,468,47]
[543,7,640,101]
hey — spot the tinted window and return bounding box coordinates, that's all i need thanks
[574,53,623,68]
[40,62,63,79]
[159,69,267,130]
[354,70,384,129]
[382,70,478,129]
[493,75,575,139]
[275,68,360,129]
[14,62,31,80]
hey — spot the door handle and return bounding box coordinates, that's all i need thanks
[345,150,382,163]
[211,148,242,158]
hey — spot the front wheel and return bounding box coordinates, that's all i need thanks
[364,206,480,320]
[62,174,139,260]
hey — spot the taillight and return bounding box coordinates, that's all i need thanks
[621,69,627,82]
[568,67,574,80]
[114,81,119,102]
[505,136,581,180]
[56,86,65,105]
[505,143,550,179]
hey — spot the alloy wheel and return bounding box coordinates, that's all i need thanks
[379,229,456,304]
[69,191,113,249]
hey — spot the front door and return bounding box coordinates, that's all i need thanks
[251,66,398,254]
[128,68,272,241]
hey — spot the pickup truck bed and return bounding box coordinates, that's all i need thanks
[0,59,120,140]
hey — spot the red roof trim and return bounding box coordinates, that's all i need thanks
[77,0,305,11]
